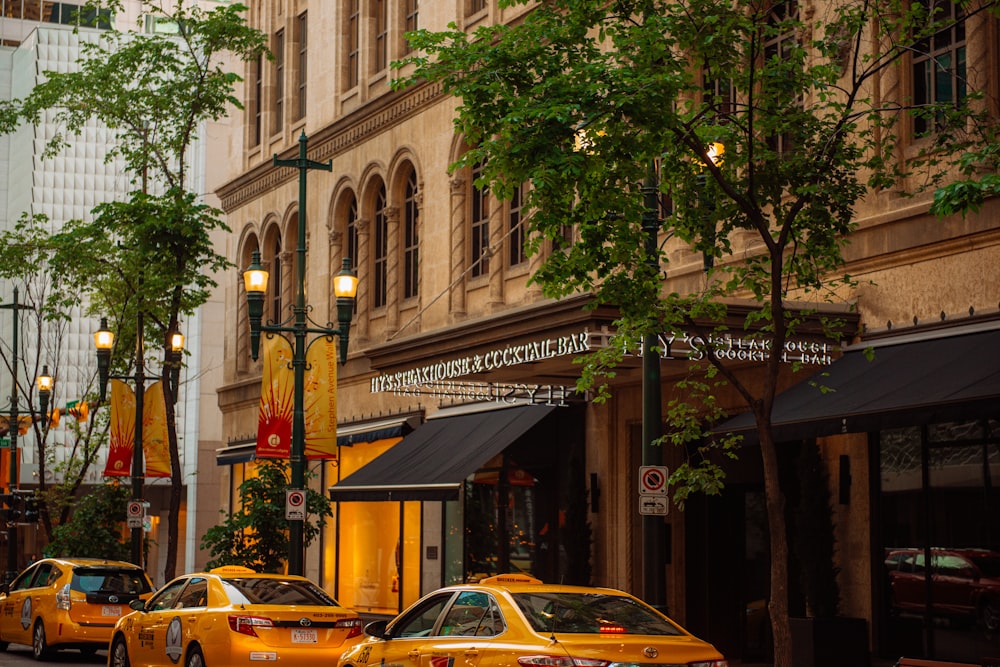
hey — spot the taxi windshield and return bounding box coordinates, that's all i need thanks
[513,593,683,636]
[221,577,339,606]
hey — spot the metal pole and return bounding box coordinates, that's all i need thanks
[274,131,331,576]
[4,288,21,582]
[641,161,666,609]
[131,305,145,567]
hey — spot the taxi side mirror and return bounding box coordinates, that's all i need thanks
[364,619,389,639]
[129,599,147,612]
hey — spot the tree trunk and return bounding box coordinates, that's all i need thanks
[163,350,181,584]
[760,427,792,667]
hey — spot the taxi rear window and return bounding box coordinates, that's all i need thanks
[71,568,152,595]
[513,592,684,636]
[220,577,340,606]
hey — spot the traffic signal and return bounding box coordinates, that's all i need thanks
[0,493,21,522]
[23,494,39,522]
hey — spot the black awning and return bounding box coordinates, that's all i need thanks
[216,414,422,466]
[328,405,556,502]
[717,326,1000,442]
[215,442,256,466]
[336,414,422,447]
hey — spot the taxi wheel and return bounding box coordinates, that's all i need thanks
[32,621,53,660]
[185,645,205,667]
[109,636,130,667]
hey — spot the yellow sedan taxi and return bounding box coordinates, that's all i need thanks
[337,574,728,667]
[109,565,363,667]
[0,557,154,660]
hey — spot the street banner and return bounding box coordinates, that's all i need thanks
[105,379,135,477]
[256,334,294,459]
[304,338,338,460]
[143,381,170,478]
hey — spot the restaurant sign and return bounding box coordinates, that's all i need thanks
[370,329,834,403]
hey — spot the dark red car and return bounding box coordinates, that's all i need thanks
[885,547,1000,632]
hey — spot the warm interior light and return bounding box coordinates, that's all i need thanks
[243,251,269,294]
[333,259,359,299]
[94,321,114,350]
[706,141,725,165]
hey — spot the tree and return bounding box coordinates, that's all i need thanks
[0,0,267,581]
[200,459,332,574]
[396,2,998,664]
[45,481,131,561]
[0,217,109,544]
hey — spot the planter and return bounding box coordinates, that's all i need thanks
[790,616,869,667]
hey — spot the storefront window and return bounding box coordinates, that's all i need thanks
[335,437,402,615]
[879,419,1000,662]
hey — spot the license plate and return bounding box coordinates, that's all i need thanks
[291,629,317,644]
[101,605,122,617]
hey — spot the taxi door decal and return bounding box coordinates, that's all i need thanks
[19,597,31,630]
[429,657,454,667]
[165,616,183,663]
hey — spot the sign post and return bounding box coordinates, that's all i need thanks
[638,465,669,516]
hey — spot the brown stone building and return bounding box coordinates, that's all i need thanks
[211,2,1000,664]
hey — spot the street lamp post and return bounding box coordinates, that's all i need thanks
[641,161,666,609]
[640,143,723,609]
[94,314,184,567]
[243,131,358,577]
[1,287,52,582]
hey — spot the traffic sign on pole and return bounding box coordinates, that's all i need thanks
[286,490,306,521]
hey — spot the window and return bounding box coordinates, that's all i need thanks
[373,185,388,308]
[403,170,419,299]
[404,0,418,54]
[346,195,359,315]
[347,0,360,88]
[763,1,799,156]
[374,0,387,73]
[296,13,307,120]
[508,183,527,267]
[467,0,487,16]
[273,29,285,133]
[270,238,282,321]
[251,54,263,146]
[470,160,489,278]
[912,0,966,136]
[346,195,358,272]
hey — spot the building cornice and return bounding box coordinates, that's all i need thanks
[216,80,445,213]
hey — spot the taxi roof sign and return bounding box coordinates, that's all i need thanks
[209,565,258,574]
[479,573,543,585]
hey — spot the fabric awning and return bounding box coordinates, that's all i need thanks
[717,324,1000,443]
[328,404,556,502]
[215,414,422,466]
[336,414,422,446]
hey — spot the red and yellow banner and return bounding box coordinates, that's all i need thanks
[304,338,338,460]
[105,379,172,478]
[255,336,339,461]
[143,381,170,478]
[105,379,135,477]
[256,334,294,459]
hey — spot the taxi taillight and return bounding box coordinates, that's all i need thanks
[228,614,274,637]
[335,618,363,638]
[56,584,71,610]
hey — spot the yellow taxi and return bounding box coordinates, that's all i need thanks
[337,574,728,667]
[109,565,363,667]
[0,556,154,659]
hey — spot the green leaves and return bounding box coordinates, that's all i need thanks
[200,459,332,574]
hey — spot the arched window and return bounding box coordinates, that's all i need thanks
[271,236,282,321]
[403,170,419,299]
[470,159,489,278]
[373,184,388,308]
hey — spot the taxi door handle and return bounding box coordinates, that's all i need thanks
[464,649,480,657]
[408,649,420,660]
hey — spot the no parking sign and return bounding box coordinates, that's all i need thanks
[285,490,306,520]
